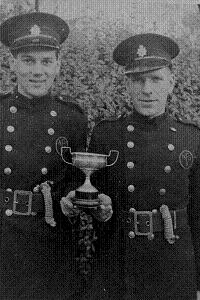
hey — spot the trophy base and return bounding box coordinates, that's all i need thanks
[73,191,100,208]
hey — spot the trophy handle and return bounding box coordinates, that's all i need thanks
[60,146,73,165]
[106,150,119,167]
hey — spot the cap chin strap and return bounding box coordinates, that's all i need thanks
[13,34,58,44]
[134,55,170,61]
[10,45,60,51]
[125,66,167,75]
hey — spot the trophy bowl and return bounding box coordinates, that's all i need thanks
[60,147,119,208]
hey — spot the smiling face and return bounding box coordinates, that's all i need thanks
[10,48,60,99]
[126,67,174,118]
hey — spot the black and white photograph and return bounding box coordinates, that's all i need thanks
[0,0,200,299]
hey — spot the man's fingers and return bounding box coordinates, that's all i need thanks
[60,191,81,217]
[61,197,73,209]
[66,190,76,199]
[99,204,112,211]
[98,194,112,205]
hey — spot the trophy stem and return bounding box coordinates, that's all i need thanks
[73,169,99,207]
[85,173,91,186]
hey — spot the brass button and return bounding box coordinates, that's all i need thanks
[5,145,13,152]
[128,185,135,192]
[48,128,55,135]
[164,166,171,173]
[127,141,134,149]
[127,125,134,132]
[4,167,11,175]
[128,231,135,238]
[170,127,177,132]
[10,106,17,113]
[159,188,166,196]
[45,146,52,153]
[5,209,13,216]
[168,144,175,151]
[7,125,15,133]
[50,110,57,117]
[127,162,134,169]
[41,167,48,175]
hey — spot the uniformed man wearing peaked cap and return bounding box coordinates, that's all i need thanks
[0,12,92,299]
[85,33,200,299]
[112,33,179,74]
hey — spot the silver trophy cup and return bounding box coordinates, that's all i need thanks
[60,147,119,207]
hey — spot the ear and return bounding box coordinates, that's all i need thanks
[169,73,175,94]
[125,75,130,89]
[55,55,61,75]
[9,53,17,72]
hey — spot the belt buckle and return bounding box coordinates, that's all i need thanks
[134,211,154,240]
[13,190,33,215]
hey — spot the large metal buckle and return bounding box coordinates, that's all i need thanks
[134,211,154,240]
[13,190,33,215]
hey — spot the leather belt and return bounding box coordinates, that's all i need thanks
[0,189,44,215]
[121,208,188,236]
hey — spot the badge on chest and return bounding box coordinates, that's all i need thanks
[179,150,194,170]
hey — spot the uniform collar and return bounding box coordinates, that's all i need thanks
[127,109,168,127]
[14,90,52,110]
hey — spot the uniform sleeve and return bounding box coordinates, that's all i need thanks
[89,123,112,193]
[89,123,110,154]
[89,121,120,197]
[188,146,200,290]
[88,123,118,252]
[73,111,88,152]
[53,105,88,227]
[54,103,88,197]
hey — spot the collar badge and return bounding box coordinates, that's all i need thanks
[137,45,147,58]
[30,25,41,36]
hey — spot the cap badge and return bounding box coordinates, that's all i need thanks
[30,25,41,36]
[137,45,147,58]
[179,150,194,169]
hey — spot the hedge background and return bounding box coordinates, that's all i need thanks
[1,0,200,130]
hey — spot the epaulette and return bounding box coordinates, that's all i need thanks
[56,95,85,114]
[103,111,127,122]
[176,115,200,128]
[94,113,124,128]
[104,114,121,121]
[176,116,190,124]
[0,90,12,98]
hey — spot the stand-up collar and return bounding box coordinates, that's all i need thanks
[127,109,168,128]
[14,90,52,111]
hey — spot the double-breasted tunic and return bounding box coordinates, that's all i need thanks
[89,110,200,300]
[0,91,87,299]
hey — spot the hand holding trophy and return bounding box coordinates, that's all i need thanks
[60,190,113,222]
[59,147,119,208]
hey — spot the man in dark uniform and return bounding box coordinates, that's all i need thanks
[0,12,90,299]
[86,34,200,299]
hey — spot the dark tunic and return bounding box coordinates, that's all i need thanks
[88,110,200,300]
[0,91,87,299]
